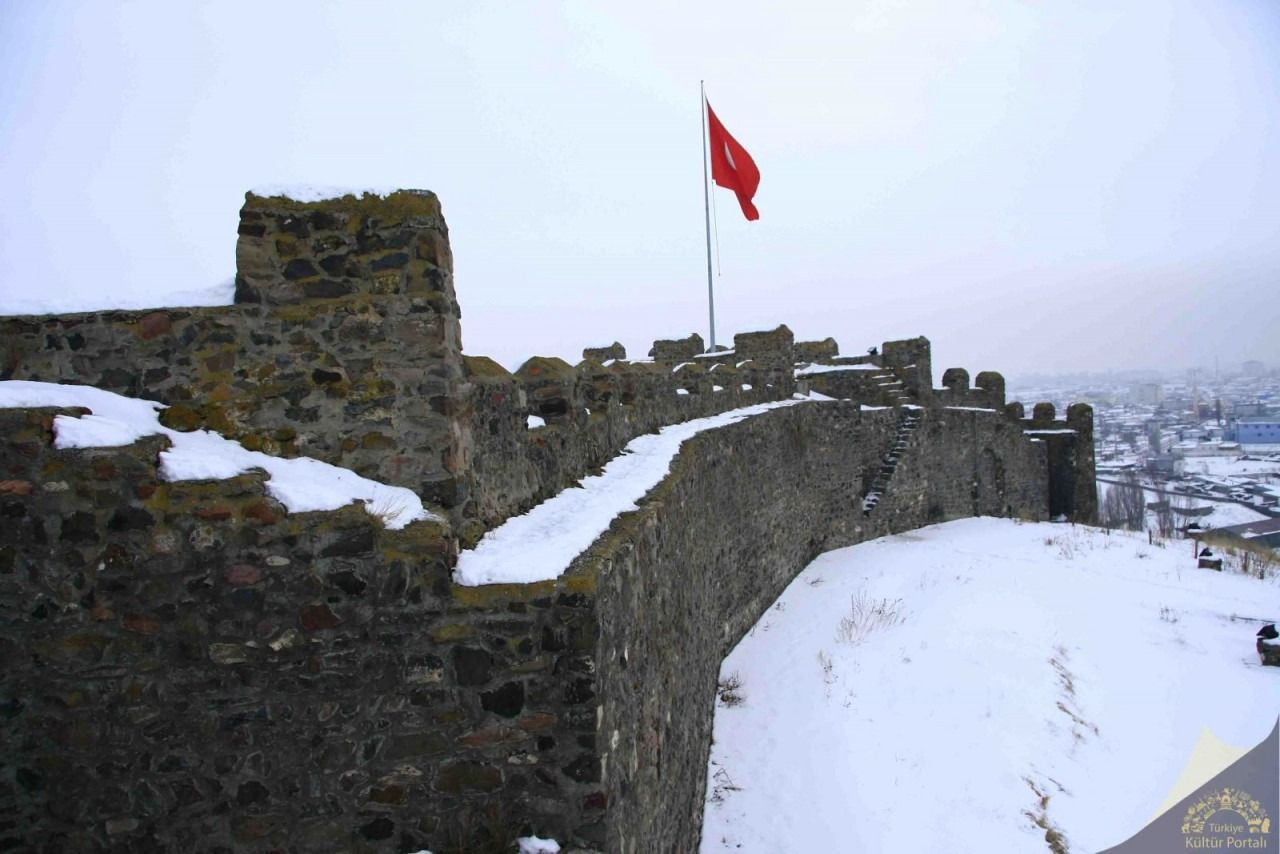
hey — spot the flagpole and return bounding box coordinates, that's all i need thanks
[700,80,716,352]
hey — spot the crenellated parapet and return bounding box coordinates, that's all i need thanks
[940,367,970,398]
[516,356,579,425]
[582,341,626,363]
[459,329,791,531]
[733,324,795,387]
[797,336,1017,412]
[794,337,839,362]
[0,187,1099,853]
[785,334,1094,527]
[795,336,919,406]
[974,371,1006,408]
[934,367,1007,410]
[1017,400,1098,523]
[649,332,705,362]
[880,335,933,401]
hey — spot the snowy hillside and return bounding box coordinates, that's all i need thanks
[1097,480,1271,530]
[703,519,1280,853]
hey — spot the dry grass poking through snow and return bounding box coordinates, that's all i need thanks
[706,767,743,805]
[1197,533,1279,580]
[836,587,905,644]
[1023,776,1071,854]
[1048,526,1280,583]
[1049,647,1099,745]
[1022,648,1095,853]
[362,494,418,528]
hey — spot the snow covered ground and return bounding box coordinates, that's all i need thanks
[0,381,434,529]
[1097,480,1272,530]
[1194,500,1273,528]
[703,518,1280,853]
[1181,455,1280,480]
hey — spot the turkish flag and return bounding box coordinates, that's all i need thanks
[706,100,760,221]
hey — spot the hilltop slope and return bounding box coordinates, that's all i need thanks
[703,519,1280,853]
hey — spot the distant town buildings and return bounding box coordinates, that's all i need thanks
[1242,360,1267,377]
[1130,382,1162,405]
[1233,400,1269,418]
[1238,420,1280,445]
[1011,361,1280,550]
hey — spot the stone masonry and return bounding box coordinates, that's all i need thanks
[1,191,466,508]
[0,189,1095,852]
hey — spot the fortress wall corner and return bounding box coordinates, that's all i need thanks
[1,190,470,508]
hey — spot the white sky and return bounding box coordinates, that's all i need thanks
[2,0,1277,378]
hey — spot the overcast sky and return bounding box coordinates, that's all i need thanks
[1,1,1277,379]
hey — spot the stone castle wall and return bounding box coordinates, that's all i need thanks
[1023,401,1099,522]
[588,401,1046,851]
[0,394,1052,852]
[935,367,1007,410]
[0,191,467,508]
[0,189,1094,852]
[2,192,804,538]
[458,326,795,537]
[0,407,615,852]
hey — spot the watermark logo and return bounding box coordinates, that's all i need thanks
[1182,787,1271,840]
[1102,721,1277,853]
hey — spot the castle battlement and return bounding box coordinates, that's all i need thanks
[0,190,1095,852]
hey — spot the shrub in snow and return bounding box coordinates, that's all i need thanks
[836,588,904,645]
[361,494,418,528]
[706,766,743,805]
[717,672,745,707]
[1196,535,1279,580]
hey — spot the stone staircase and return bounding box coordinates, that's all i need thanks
[862,407,923,515]
[870,370,913,406]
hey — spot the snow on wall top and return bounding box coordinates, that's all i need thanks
[249,184,405,203]
[453,394,830,586]
[0,381,436,529]
[795,363,880,376]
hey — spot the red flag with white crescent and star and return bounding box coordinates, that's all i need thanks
[705,99,760,221]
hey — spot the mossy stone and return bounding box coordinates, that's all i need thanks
[159,405,201,432]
